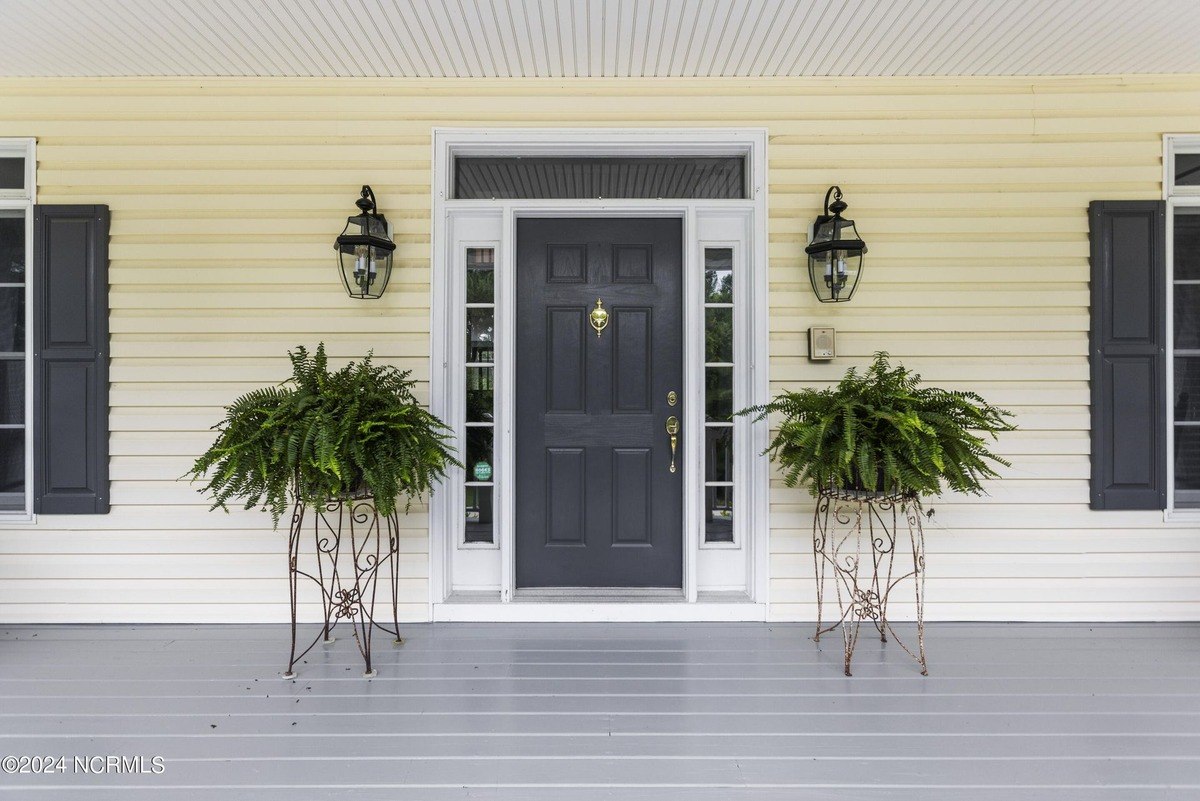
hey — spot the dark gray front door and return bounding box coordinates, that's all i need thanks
[516,217,684,588]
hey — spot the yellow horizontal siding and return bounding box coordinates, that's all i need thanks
[0,74,1196,622]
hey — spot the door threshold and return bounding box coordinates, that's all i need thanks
[513,588,685,603]
[435,591,766,622]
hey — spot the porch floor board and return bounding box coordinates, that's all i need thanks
[0,622,1197,799]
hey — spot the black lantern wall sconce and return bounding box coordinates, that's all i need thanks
[336,185,396,300]
[806,186,867,303]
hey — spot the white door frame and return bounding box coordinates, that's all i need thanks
[428,128,770,622]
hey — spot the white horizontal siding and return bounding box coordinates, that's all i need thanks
[0,75,1197,622]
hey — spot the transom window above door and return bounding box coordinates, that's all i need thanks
[453,156,747,200]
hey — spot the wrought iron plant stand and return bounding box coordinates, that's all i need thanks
[283,494,403,679]
[813,487,928,676]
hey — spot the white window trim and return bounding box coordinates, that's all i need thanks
[0,138,35,523]
[428,128,769,622]
[1163,135,1200,521]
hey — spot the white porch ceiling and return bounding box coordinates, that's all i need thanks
[1,0,1199,78]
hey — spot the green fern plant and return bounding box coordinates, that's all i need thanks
[188,344,460,525]
[741,352,1015,497]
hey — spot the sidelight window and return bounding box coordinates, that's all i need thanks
[464,246,495,543]
[1173,208,1200,507]
[703,247,735,543]
[0,140,31,515]
[1169,137,1200,511]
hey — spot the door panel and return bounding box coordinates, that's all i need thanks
[516,217,684,588]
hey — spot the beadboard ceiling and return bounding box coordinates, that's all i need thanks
[1,0,1199,78]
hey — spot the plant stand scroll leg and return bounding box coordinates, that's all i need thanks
[283,503,304,680]
[318,508,335,645]
[838,499,865,677]
[868,508,885,644]
[347,502,377,679]
[910,499,929,676]
[813,495,829,642]
[390,511,402,646]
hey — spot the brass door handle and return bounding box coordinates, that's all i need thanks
[666,415,680,473]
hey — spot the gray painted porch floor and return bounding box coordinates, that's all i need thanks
[0,622,1198,799]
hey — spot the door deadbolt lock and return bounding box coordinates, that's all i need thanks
[667,390,677,407]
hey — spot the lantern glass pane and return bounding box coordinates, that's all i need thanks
[811,218,836,246]
[808,249,863,303]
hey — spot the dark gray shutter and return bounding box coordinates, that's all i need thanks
[32,205,109,514]
[1088,200,1166,510]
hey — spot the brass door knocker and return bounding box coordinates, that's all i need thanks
[589,298,609,338]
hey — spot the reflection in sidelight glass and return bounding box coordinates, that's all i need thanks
[0,210,24,513]
[703,247,736,542]
[704,248,733,303]
[1176,154,1200,188]
[1175,212,1200,279]
[0,158,22,191]
[465,486,494,543]
[466,308,494,363]
[465,366,494,423]
[1174,209,1200,508]
[705,307,732,363]
[705,367,733,422]
[705,426,733,483]
[463,247,496,542]
[705,486,734,543]
[1175,286,1200,350]
[0,359,23,426]
[0,429,22,511]
[466,247,495,302]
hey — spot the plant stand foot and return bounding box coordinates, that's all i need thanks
[363,669,377,679]
[323,637,336,645]
[282,671,297,680]
[393,638,403,646]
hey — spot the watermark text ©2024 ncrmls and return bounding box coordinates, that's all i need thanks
[2,755,165,775]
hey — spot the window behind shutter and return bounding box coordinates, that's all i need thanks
[32,204,109,514]
[1088,200,1167,510]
